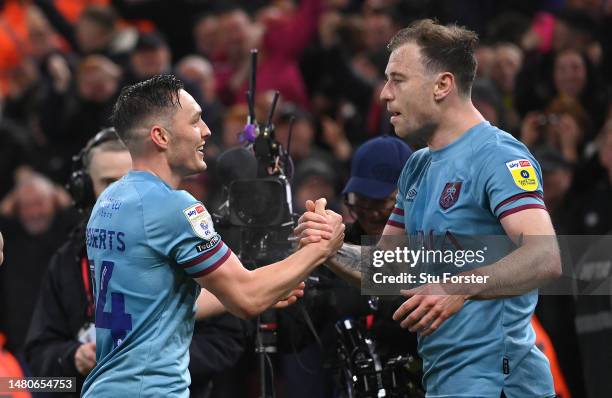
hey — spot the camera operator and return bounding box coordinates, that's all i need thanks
[340,136,418,361]
[281,136,415,397]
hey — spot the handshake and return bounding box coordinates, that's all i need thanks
[294,198,345,259]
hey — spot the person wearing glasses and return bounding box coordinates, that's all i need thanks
[342,135,412,241]
[281,135,413,397]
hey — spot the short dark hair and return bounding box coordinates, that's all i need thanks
[80,5,117,31]
[387,19,478,97]
[111,75,184,147]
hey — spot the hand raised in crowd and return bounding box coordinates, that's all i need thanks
[520,112,542,147]
[295,198,345,257]
[393,284,467,337]
[47,54,72,93]
[75,342,97,376]
[554,114,582,163]
[321,116,352,162]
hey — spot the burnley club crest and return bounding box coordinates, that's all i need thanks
[439,182,462,210]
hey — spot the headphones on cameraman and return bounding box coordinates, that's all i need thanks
[67,127,120,211]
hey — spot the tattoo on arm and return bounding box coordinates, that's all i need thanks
[332,243,362,273]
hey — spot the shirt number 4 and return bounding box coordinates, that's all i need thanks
[89,259,133,347]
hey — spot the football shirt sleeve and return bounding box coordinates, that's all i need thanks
[479,144,546,220]
[152,192,232,278]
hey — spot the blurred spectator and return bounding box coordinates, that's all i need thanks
[176,55,225,144]
[125,31,171,83]
[490,43,523,131]
[192,14,221,60]
[554,49,587,100]
[0,172,76,356]
[124,31,204,112]
[40,54,121,180]
[300,10,374,139]
[516,39,606,129]
[0,231,3,266]
[549,48,609,130]
[275,108,341,182]
[573,229,612,398]
[475,44,495,78]
[110,0,218,60]
[356,8,398,79]
[535,147,575,233]
[0,103,35,197]
[33,2,130,65]
[472,78,504,129]
[520,95,590,163]
[213,0,324,109]
[222,104,249,151]
[26,5,63,63]
[293,157,339,214]
[320,116,352,162]
[2,58,41,130]
[75,5,118,55]
[551,9,598,54]
[571,120,612,235]
[23,131,131,396]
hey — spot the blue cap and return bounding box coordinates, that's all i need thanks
[342,135,412,199]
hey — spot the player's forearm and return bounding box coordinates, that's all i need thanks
[466,237,561,299]
[195,288,227,320]
[324,243,363,287]
[242,244,329,316]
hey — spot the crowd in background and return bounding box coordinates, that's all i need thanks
[1,0,611,397]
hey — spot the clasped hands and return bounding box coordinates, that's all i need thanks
[294,199,465,337]
[273,199,344,309]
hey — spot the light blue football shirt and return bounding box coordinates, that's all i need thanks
[386,122,555,398]
[82,170,231,397]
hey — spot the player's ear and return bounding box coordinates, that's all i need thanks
[433,72,454,101]
[150,125,170,150]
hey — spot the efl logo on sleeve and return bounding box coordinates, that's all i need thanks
[505,159,539,191]
[183,203,216,239]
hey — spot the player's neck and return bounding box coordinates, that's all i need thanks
[428,101,485,151]
[132,158,182,189]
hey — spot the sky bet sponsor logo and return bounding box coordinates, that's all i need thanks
[187,205,204,219]
[195,234,220,252]
[505,158,538,191]
[506,159,531,169]
[183,203,216,239]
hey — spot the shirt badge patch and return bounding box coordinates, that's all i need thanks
[505,159,539,192]
[439,182,462,210]
[183,203,216,239]
[406,187,418,202]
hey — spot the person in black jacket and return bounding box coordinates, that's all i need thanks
[280,135,418,398]
[24,129,132,394]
